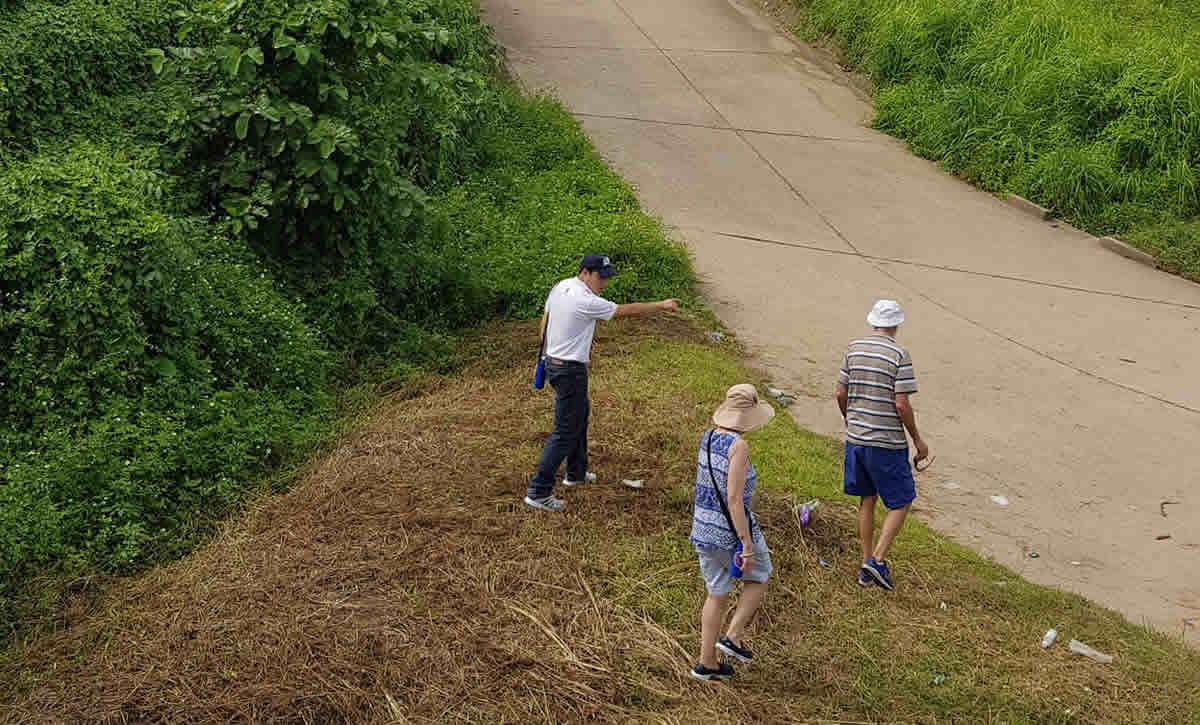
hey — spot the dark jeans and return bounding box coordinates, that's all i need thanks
[527,360,589,499]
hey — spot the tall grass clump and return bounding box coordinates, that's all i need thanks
[794,0,1200,280]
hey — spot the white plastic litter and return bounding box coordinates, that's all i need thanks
[621,479,644,489]
[1041,629,1058,648]
[990,495,1010,506]
[1069,639,1113,664]
[765,385,795,407]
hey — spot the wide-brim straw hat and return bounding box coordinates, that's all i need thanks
[712,383,775,433]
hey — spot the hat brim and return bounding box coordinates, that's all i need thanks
[581,265,616,278]
[712,400,776,433]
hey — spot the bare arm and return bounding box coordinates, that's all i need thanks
[539,308,548,344]
[612,299,680,318]
[725,438,756,573]
[894,393,929,462]
[835,383,848,420]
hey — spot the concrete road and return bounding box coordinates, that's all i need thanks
[482,0,1200,639]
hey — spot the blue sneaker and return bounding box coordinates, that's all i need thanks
[864,557,894,591]
[857,568,874,587]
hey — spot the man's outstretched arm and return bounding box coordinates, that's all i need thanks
[612,299,680,318]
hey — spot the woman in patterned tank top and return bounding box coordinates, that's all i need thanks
[689,384,776,682]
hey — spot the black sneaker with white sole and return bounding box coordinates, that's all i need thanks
[717,636,753,664]
[690,662,735,681]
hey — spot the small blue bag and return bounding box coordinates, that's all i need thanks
[533,357,547,389]
[730,540,745,579]
[533,304,550,390]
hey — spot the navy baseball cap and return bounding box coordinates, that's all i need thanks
[580,253,616,278]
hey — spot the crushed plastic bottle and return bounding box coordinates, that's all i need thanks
[1068,639,1113,663]
[797,499,819,527]
[1041,629,1057,648]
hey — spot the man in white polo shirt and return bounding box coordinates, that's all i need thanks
[525,254,680,512]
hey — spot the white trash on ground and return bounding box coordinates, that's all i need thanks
[1069,639,1114,663]
[1041,629,1057,648]
[766,385,796,407]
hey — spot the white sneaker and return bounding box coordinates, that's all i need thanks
[562,471,597,487]
[524,495,567,512]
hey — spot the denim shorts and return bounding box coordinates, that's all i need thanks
[843,442,916,510]
[696,545,772,595]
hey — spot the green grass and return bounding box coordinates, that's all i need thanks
[431,92,695,319]
[787,0,1200,281]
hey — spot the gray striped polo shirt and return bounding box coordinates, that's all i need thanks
[838,333,917,450]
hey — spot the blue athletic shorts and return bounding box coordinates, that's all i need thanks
[843,442,916,510]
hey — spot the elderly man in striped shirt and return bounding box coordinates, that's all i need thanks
[835,300,931,591]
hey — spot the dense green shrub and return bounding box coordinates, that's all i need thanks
[794,0,1200,278]
[0,142,333,580]
[0,0,178,148]
[152,0,501,253]
[139,0,510,357]
[260,203,493,355]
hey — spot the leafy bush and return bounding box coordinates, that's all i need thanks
[152,0,501,254]
[0,142,334,581]
[0,0,177,148]
[138,0,510,358]
[794,0,1200,279]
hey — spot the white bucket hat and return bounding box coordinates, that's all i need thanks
[867,299,905,328]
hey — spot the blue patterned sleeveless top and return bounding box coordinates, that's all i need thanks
[689,430,765,552]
